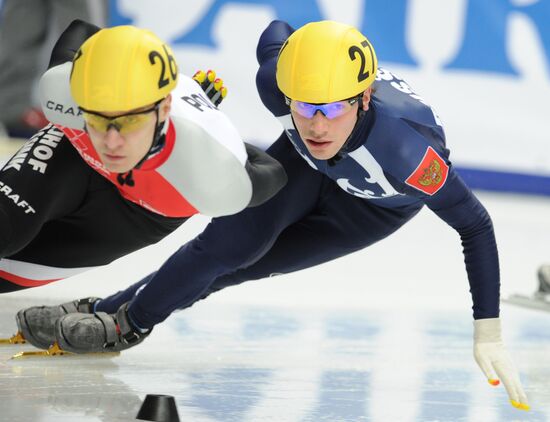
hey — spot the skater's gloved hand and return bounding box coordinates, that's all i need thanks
[473,317,529,411]
[193,69,227,107]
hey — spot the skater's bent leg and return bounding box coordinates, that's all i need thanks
[127,136,323,328]
[0,129,91,292]
[127,200,310,328]
[203,185,423,299]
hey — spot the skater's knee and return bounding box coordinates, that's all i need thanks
[0,208,25,258]
[0,235,19,259]
[0,231,37,259]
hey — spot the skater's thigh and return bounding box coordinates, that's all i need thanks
[209,181,423,289]
[0,127,91,258]
[1,171,185,293]
[8,172,185,268]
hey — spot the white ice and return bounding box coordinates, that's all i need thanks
[1,191,550,422]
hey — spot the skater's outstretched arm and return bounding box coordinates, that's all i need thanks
[417,150,528,410]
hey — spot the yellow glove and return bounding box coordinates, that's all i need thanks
[473,318,529,411]
[192,69,228,107]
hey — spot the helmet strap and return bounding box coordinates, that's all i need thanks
[117,170,135,187]
[327,96,367,166]
[133,108,168,169]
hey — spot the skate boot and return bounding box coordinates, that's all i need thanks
[13,297,100,349]
[537,265,550,295]
[55,302,150,354]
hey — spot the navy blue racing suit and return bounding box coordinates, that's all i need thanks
[97,20,500,325]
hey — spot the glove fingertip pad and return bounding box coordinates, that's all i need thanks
[510,400,530,411]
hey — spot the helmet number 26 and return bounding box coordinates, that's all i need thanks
[348,40,374,83]
[148,45,178,89]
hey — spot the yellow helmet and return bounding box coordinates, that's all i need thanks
[276,21,377,103]
[70,25,178,112]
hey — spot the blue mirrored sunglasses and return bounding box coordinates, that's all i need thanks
[286,95,362,119]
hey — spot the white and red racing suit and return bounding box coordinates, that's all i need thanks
[0,20,285,292]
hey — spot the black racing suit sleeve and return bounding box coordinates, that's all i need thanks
[0,125,89,258]
[255,20,294,117]
[241,21,295,207]
[48,19,100,69]
[423,169,500,320]
[244,142,287,207]
[242,20,293,207]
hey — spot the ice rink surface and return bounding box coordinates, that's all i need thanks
[1,191,550,421]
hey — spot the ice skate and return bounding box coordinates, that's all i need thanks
[9,341,121,359]
[0,331,26,345]
[10,342,73,359]
[54,302,150,354]
[503,265,550,312]
[538,265,550,294]
[0,297,99,349]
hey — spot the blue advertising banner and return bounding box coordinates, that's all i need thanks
[107,0,550,195]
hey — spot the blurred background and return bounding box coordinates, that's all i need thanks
[1,0,549,193]
[110,0,550,195]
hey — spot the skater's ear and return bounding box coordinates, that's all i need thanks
[159,95,173,121]
[359,87,373,111]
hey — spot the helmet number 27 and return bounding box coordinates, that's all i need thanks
[348,40,375,83]
[148,45,178,89]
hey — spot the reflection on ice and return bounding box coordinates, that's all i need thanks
[1,193,550,421]
[1,298,549,422]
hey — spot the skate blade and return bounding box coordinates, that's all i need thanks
[10,342,120,359]
[503,294,550,313]
[0,332,26,345]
